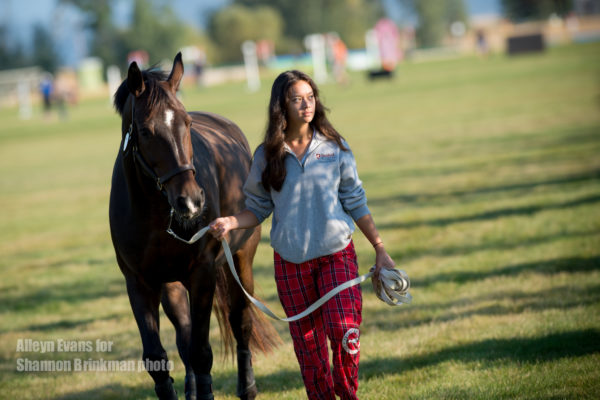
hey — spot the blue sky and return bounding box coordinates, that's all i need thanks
[6,0,501,28]
[3,0,502,66]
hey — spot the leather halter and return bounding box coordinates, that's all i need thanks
[123,99,196,192]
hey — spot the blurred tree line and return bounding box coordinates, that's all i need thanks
[0,0,579,74]
[209,0,385,62]
[501,0,573,21]
[0,24,60,72]
[398,0,469,47]
[60,0,207,68]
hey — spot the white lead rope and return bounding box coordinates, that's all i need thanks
[167,215,412,322]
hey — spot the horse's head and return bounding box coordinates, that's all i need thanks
[124,53,204,221]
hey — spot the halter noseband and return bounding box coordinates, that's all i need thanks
[123,99,196,192]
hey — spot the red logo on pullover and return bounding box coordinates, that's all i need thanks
[316,152,335,160]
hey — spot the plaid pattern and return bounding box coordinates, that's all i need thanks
[274,241,362,400]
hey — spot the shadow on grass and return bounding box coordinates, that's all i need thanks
[253,367,304,394]
[53,383,155,400]
[399,229,599,261]
[54,330,599,398]
[365,282,600,331]
[362,125,600,184]
[49,368,304,399]
[360,329,600,380]
[402,253,594,290]
[247,255,600,305]
[369,166,600,209]
[0,275,125,314]
[22,311,594,398]
[413,255,600,287]
[377,193,600,230]
[20,312,125,333]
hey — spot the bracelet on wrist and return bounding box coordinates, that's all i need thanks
[373,241,384,249]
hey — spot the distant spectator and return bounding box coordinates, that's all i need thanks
[127,50,149,69]
[39,74,53,114]
[333,36,349,84]
[194,49,207,87]
[256,39,275,66]
[476,29,489,56]
[327,33,349,85]
[53,79,69,120]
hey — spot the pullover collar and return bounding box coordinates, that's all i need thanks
[283,128,327,164]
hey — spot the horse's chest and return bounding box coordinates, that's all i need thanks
[118,233,207,283]
[145,243,199,279]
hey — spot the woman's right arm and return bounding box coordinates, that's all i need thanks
[211,145,270,240]
[209,209,260,240]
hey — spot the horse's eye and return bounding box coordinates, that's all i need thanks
[140,128,152,138]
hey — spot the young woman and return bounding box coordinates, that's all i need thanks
[209,70,395,400]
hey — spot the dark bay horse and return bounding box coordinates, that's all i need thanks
[109,53,279,400]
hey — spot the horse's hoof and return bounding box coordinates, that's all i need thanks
[154,376,178,400]
[195,373,214,400]
[185,374,197,400]
[238,381,257,400]
[237,348,256,399]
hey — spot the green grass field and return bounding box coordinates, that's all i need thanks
[1,42,599,399]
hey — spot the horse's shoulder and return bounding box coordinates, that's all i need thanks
[189,111,250,153]
[189,112,238,134]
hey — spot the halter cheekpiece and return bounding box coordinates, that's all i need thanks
[123,98,196,192]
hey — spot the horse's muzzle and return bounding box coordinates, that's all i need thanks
[176,195,202,217]
[172,187,205,221]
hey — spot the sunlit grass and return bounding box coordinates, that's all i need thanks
[0,42,599,399]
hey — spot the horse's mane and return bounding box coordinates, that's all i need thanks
[113,69,170,116]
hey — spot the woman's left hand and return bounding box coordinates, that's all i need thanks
[373,244,395,282]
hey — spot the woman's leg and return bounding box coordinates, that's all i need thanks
[318,241,362,400]
[274,252,336,400]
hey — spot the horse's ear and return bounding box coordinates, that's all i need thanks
[127,61,145,97]
[167,52,184,92]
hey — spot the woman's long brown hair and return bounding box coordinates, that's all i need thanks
[261,70,347,192]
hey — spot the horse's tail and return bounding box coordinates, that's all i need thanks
[212,230,281,359]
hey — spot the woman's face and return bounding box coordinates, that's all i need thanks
[286,80,315,128]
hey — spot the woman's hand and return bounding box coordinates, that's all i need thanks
[208,210,260,241]
[209,216,236,240]
[373,244,395,282]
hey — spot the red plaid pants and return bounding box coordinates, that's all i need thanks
[274,241,362,400]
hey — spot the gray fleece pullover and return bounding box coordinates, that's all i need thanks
[244,131,370,264]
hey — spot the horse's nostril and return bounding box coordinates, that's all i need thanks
[198,188,205,206]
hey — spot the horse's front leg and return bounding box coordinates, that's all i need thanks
[189,263,217,400]
[162,281,195,400]
[125,275,177,400]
